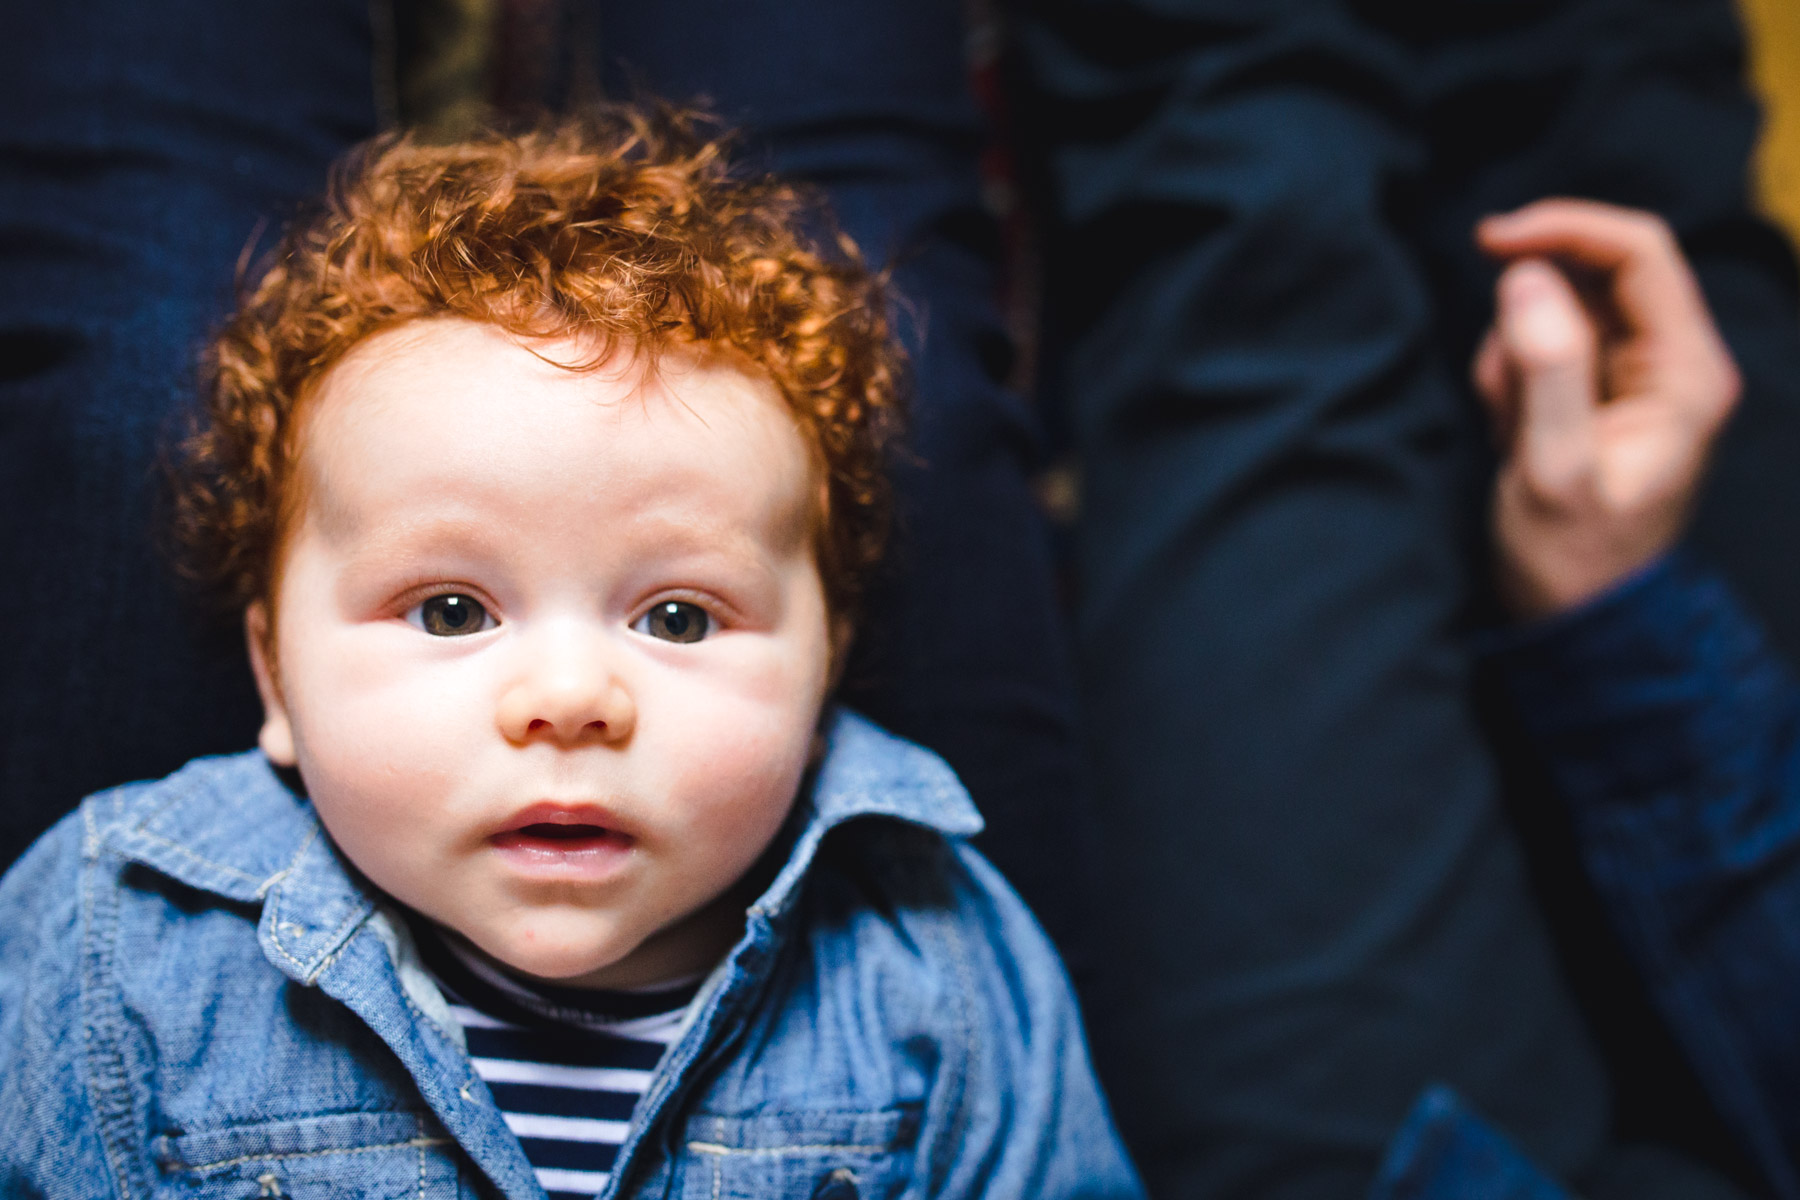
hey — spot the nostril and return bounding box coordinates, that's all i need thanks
[518,715,616,740]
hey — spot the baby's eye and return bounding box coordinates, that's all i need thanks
[633,600,711,644]
[406,593,495,637]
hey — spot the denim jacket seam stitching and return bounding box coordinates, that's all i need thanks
[125,827,266,888]
[267,910,368,985]
[82,797,103,859]
[927,851,979,1173]
[80,850,144,1199]
[174,1135,453,1172]
[684,1141,896,1157]
[256,825,323,901]
[313,906,377,976]
[389,981,488,1129]
[264,837,373,985]
[397,983,483,1106]
[710,1124,722,1200]
[118,781,265,878]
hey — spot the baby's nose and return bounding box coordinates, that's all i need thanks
[496,635,635,746]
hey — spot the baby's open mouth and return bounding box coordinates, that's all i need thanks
[488,805,635,866]
[489,806,636,859]
[517,822,610,841]
[492,824,631,849]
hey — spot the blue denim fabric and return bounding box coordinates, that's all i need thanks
[0,710,1140,1200]
[1489,556,1800,1199]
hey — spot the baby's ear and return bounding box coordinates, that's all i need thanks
[245,603,297,767]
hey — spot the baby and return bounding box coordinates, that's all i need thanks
[0,109,1139,1199]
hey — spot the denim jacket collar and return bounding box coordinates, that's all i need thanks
[93,709,984,1196]
[751,708,983,923]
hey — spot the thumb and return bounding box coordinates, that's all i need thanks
[1496,258,1599,502]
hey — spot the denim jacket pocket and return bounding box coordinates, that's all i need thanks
[150,1111,467,1199]
[672,1105,921,1200]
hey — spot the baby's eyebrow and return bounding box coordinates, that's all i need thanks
[326,511,494,555]
[615,530,787,583]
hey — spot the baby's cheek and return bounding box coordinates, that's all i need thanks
[668,711,811,849]
[302,635,471,763]
[307,690,459,795]
[288,676,467,876]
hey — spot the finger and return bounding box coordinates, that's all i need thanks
[1472,324,1518,443]
[1497,258,1599,498]
[1475,199,1711,350]
[1478,198,1740,429]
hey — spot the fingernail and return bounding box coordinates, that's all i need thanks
[1503,258,1559,295]
[1509,273,1579,356]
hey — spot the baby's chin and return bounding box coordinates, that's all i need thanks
[432,882,752,991]
[453,914,654,991]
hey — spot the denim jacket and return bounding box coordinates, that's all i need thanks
[0,709,1144,1200]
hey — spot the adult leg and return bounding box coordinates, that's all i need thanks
[587,0,1094,949]
[1402,0,1800,1186]
[1010,2,1613,1194]
[0,0,382,865]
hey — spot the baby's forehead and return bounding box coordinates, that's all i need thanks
[286,319,821,549]
[311,320,783,433]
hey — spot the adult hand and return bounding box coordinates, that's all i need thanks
[1474,199,1741,618]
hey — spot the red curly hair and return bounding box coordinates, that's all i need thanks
[171,105,902,624]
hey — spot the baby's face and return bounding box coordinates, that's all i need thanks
[249,319,835,989]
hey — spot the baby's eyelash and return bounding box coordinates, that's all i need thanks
[634,589,737,627]
[388,580,496,614]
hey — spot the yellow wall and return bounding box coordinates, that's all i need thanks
[1742,0,1800,248]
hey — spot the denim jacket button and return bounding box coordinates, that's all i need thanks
[811,1169,859,1200]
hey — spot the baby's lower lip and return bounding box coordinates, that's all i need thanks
[489,825,634,877]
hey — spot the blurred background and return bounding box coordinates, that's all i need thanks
[1744,0,1800,247]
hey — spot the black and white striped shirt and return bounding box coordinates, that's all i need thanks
[415,928,703,1200]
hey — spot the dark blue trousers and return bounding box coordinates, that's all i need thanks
[0,0,379,856]
[1009,0,1799,1197]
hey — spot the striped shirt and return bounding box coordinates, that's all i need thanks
[415,928,702,1200]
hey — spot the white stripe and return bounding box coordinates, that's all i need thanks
[536,1166,611,1193]
[448,1005,517,1030]
[604,1012,685,1043]
[472,1057,655,1091]
[503,1111,632,1143]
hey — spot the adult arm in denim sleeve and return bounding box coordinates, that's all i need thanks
[1491,555,1800,1197]
[910,843,1144,1199]
[0,809,118,1197]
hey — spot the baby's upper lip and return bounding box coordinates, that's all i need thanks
[493,801,633,839]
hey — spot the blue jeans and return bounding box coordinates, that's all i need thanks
[0,0,1091,956]
[1009,0,1793,1196]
